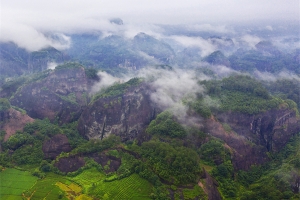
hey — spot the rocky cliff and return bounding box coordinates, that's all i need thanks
[0,108,34,141]
[0,43,66,77]
[42,134,72,159]
[77,80,300,171]
[205,109,300,170]
[10,65,95,124]
[78,83,157,141]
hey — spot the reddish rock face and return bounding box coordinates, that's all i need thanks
[42,134,72,159]
[91,152,121,173]
[78,83,157,142]
[216,109,300,152]
[10,67,94,124]
[0,108,34,141]
[55,155,85,173]
[205,109,300,170]
[201,169,222,200]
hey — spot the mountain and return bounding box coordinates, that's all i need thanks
[0,43,66,77]
[9,63,97,124]
[0,23,299,200]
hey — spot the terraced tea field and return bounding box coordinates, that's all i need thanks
[89,173,153,199]
[69,168,153,199]
[0,168,38,200]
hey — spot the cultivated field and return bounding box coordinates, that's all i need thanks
[0,168,37,200]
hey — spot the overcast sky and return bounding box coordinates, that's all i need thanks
[1,0,299,51]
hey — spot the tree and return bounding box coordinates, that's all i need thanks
[0,98,11,112]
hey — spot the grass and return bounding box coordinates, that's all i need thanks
[183,185,207,200]
[0,168,38,200]
[200,161,214,172]
[89,173,153,200]
[56,181,92,200]
[26,173,68,200]
[69,168,153,200]
[69,167,106,190]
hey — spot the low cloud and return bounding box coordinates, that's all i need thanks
[171,36,216,57]
[47,62,58,70]
[136,67,206,121]
[91,71,123,94]
[211,65,240,78]
[185,24,233,34]
[278,71,300,81]
[254,70,300,82]
[240,34,261,49]
[265,25,273,31]
[0,20,71,52]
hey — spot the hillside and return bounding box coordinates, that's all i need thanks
[0,21,299,200]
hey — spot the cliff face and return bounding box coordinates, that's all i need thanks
[206,109,300,170]
[0,108,34,141]
[217,109,300,152]
[77,81,299,171]
[28,47,65,73]
[0,43,66,77]
[78,84,157,141]
[42,134,72,159]
[10,67,93,124]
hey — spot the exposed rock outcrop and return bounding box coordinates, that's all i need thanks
[10,66,95,124]
[91,152,121,173]
[55,155,85,173]
[205,109,300,170]
[78,83,157,141]
[0,108,34,141]
[217,109,300,152]
[42,134,72,159]
[200,169,222,200]
[0,43,66,77]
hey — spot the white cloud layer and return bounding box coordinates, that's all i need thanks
[1,0,298,51]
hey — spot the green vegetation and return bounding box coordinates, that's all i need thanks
[25,173,69,200]
[72,135,120,155]
[237,134,300,199]
[89,173,153,199]
[0,98,11,111]
[188,99,212,118]
[201,75,286,114]
[146,111,187,138]
[0,76,27,97]
[55,62,82,71]
[140,141,201,185]
[229,49,300,74]
[84,68,98,79]
[56,92,78,105]
[0,119,86,167]
[0,168,38,199]
[0,64,299,200]
[92,77,142,101]
[198,139,230,166]
[266,78,300,109]
[11,106,26,114]
[182,185,207,200]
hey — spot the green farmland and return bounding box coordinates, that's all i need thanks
[70,168,153,200]
[0,168,38,200]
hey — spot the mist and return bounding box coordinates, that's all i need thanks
[1,0,299,52]
[254,70,300,82]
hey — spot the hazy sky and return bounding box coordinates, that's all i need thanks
[1,0,299,51]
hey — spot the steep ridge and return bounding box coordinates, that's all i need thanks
[78,83,157,141]
[0,108,34,141]
[206,109,300,170]
[10,64,96,124]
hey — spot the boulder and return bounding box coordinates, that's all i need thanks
[42,134,72,159]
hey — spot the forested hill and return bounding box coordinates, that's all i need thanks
[0,23,299,200]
